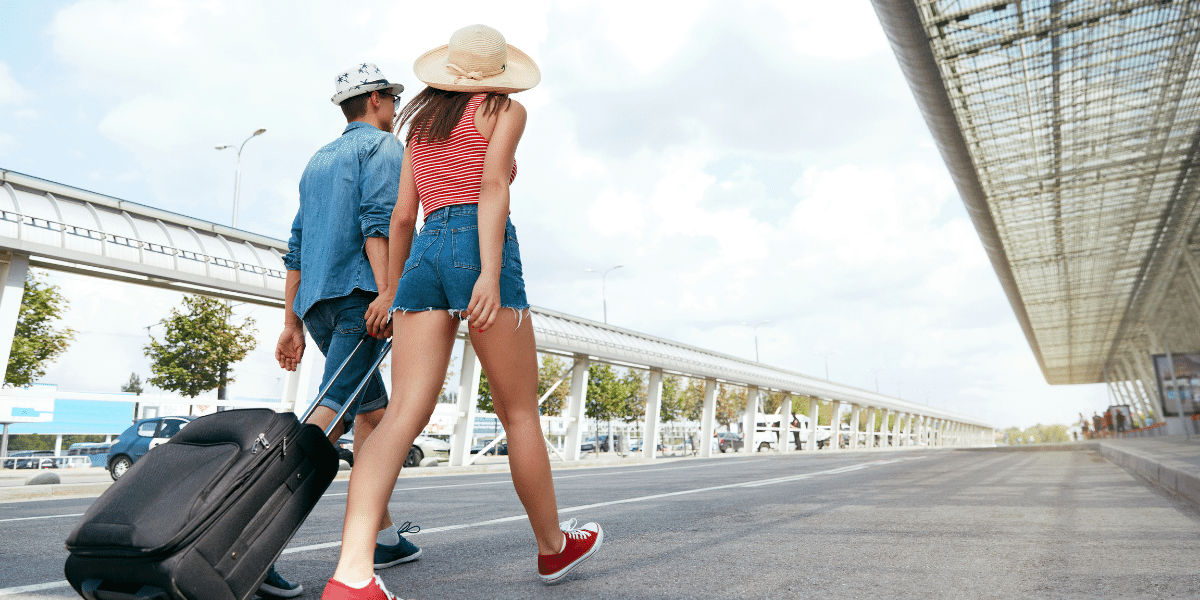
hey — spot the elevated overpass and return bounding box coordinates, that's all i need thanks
[873,0,1200,431]
[0,170,994,463]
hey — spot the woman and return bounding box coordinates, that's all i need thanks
[322,25,602,600]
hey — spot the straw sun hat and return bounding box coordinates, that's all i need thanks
[413,24,540,94]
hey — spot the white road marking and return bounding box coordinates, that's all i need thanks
[0,454,921,596]
[321,459,771,497]
[0,581,71,596]
[0,513,84,524]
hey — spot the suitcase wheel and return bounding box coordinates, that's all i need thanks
[81,579,169,600]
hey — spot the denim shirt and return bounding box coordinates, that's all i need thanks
[284,121,402,320]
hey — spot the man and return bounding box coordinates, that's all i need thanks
[268,63,417,598]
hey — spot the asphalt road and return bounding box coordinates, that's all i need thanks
[1,448,1198,599]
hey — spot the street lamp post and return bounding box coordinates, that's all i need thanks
[216,128,266,228]
[584,265,623,324]
[742,320,770,362]
[815,351,836,380]
[868,368,884,394]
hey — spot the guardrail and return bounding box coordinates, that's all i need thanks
[2,456,93,469]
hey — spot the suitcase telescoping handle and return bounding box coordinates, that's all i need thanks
[298,325,393,438]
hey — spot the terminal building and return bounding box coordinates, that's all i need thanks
[873,0,1200,433]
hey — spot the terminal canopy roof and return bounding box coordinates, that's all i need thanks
[873,0,1200,384]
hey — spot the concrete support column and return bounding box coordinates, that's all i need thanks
[829,400,842,450]
[849,405,861,449]
[807,397,819,452]
[742,385,759,453]
[698,378,717,458]
[883,410,892,448]
[1,423,8,458]
[917,416,926,446]
[643,369,664,459]
[0,253,30,381]
[866,408,877,449]
[449,341,482,466]
[54,434,63,456]
[563,354,590,462]
[779,393,793,452]
[892,411,903,448]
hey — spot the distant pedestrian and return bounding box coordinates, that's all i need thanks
[1079,413,1090,439]
[1116,410,1126,434]
[1104,410,1114,436]
[792,414,803,450]
[1093,412,1104,438]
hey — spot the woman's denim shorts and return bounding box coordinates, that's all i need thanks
[391,204,530,315]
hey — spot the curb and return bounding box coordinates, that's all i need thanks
[1098,441,1200,509]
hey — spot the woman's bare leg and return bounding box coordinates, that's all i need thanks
[469,309,563,555]
[331,310,459,584]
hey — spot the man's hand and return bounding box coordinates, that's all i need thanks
[365,292,393,339]
[276,325,306,371]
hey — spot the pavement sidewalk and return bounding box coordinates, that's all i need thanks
[970,435,1200,508]
[1096,435,1200,509]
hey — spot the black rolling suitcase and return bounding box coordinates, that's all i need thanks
[64,335,392,600]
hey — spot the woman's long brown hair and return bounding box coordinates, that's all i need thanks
[395,87,511,145]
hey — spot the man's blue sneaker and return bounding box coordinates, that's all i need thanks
[374,523,422,569]
[258,565,303,598]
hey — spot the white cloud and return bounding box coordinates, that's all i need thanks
[0,62,31,107]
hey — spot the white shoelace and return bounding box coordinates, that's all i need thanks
[559,518,591,541]
[565,528,590,541]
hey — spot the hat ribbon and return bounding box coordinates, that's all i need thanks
[446,63,506,82]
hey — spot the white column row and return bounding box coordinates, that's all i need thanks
[434,349,993,463]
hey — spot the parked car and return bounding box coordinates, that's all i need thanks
[340,434,450,467]
[471,438,507,456]
[106,416,194,480]
[67,442,113,468]
[579,437,597,452]
[2,450,56,469]
[334,435,355,466]
[597,434,624,452]
[715,431,744,453]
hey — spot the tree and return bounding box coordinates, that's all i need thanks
[537,354,571,416]
[615,369,646,422]
[762,390,787,415]
[144,295,256,398]
[5,271,75,387]
[679,378,706,422]
[714,384,745,429]
[659,375,684,423]
[585,364,624,422]
[477,371,493,412]
[121,373,144,395]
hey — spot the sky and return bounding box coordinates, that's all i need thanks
[0,0,1112,429]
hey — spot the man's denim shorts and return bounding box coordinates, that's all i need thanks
[303,290,388,428]
[391,204,530,315]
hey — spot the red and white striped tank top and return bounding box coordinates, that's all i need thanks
[411,94,517,218]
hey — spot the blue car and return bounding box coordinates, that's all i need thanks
[107,416,194,480]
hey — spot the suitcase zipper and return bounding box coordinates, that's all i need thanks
[252,433,271,454]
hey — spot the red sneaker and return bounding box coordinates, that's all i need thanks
[538,518,603,583]
[321,575,400,600]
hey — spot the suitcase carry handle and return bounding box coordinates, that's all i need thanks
[298,324,393,437]
[80,580,168,600]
